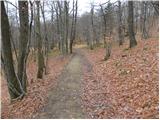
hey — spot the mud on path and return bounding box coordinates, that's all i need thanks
[35,50,87,119]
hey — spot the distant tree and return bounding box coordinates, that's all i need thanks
[141,2,149,39]
[50,2,55,49]
[100,4,107,47]
[104,2,113,60]
[64,1,69,53]
[118,0,123,45]
[36,1,45,78]
[104,38,111,60]
[40,1,49,74]
[70,0,78,53]
[57,1,65,54]
[53,2,61,50]
[128,1,137,48]
[90,4,97,47]
[89,4,94,50]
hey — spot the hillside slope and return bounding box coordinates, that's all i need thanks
[82,39,159,119]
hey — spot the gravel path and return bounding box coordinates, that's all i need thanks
[36,52,86,119]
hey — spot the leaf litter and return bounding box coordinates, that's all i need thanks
[81,39,159,119]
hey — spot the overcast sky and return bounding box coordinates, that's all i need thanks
[6,0,118,22]
[78,0,110,14]
[7,0,115,15]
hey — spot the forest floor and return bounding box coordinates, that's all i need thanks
[81,38,159,119]
[1,38,159,119]
[1,52,72,118]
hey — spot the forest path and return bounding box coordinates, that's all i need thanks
[35,50,86,119]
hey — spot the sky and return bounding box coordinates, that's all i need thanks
[6,0,118,22]
[7,0,115,15]
[78,0,109,15]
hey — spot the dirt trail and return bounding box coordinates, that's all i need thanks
[35,52,86,119]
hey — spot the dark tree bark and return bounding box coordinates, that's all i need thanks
[128,1,137,48]
[40,1,49,74]
[57,1,65,54]
[118,0,123,46]
[100,5,107,48]
[104,38,111,60]
[70,0,75,53]
[36,1,45,78]
[1,1,24,100]
[53,2,60,50]
[73,0,78,46]
[91,4,98,46]
[103,2,113,60]
[70,0,78,53]
[151,1,159,15]
[64,1,69,54]
[17,1,29,92]
[141,2,149,39]
[90,4,96,49]
[50,3,55,49]
[32,3,38,61]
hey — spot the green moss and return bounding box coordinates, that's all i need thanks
[143,47,148,51]
[48,49,61,57]
[123,47,130,51]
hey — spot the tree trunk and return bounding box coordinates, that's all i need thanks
[118,0,123,46]
[100,5,107,48]
[104,42,111,60]
[70,0,78,53]
[54,2,60,50]
[57,1,65,54]
[70,0,75,53]
[17,1,29,92]
[128,1,137,48]
[36,1,45,79]
[141,2,149,39]
[91,6,94,45]
[64,1,69,54]
[1,1,24,100]
[40,1,49,74]
[91,5,96,48]
[51,3,55,49]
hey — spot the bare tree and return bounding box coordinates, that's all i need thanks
[128,1,137,48]
[64,1,69,53]
[36,1,45,78]
[89,4,95,50]
[141,2,149,39]
[151,1,159,15]
[91,4,95,46]
[118,0,123,45]
[53,2,61,50]
[40,1,49,74]
[70,0,78,53]
[1,1,25,100]
[100,5,107,47]
[104,2,113,60]
[50,2,55,49]
[57,1,65,54]
[17,1,29,92]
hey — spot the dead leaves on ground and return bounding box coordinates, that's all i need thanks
[82,39,159,119]
[1,55,71,119]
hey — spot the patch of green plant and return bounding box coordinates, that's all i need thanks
[48,49,60,57]
[143,47,148,51]
[123,47,130,51]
